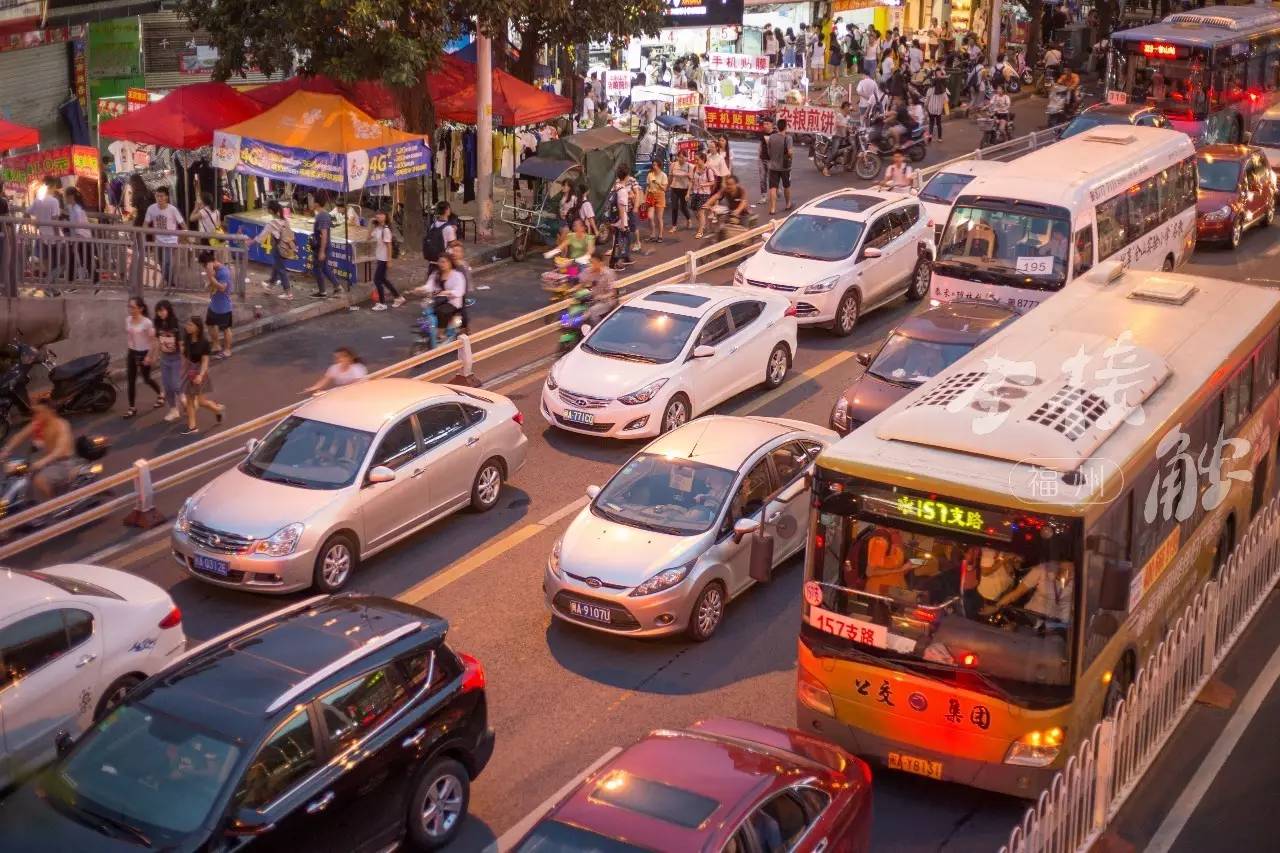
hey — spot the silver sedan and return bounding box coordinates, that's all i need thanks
[545,415,838,640]
[172,379,528,593]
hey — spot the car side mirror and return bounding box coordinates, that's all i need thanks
[1098,559,1133,612]
[692,344,716,359]
[856,351,871,366]
[860,247,882,261]
[778,478,807,503]
[367,466,396,485]
[581,324,593,338]
[732,517,760,544]
[245,438,259,455]
[54,730,74,757]
[585,484,601,499]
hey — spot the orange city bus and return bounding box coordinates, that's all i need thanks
[795,264,1280,796]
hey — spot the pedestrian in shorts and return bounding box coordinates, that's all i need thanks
[766,118,794,215]
[199,250,235,358]
[756,119,774,206]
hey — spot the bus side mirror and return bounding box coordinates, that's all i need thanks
[856,351,871,366]
[1098,559,1133,612]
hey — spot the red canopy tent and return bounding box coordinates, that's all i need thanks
[426,55,477,103]
[434,68,571,126]
[243,74,401,121]
[0,118,38,150]
[99,82,263,149]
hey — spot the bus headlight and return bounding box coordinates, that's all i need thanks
[1005,727,1064,767]
[798,668,836,717]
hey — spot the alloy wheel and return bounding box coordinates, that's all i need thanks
[477,465,501,507]
[322,543,352,588]
[1232,218,1243,249]
[420,773,464,839]
[663,398,688,433]
[696,585,724,637]
[767,347,788,385]
[836,293,859,335]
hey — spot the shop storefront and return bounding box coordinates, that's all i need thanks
[0,23,82,146]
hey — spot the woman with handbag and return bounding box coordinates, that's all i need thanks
[255,201,295,300]
[189,193,222,246]
[645,160,669,243]
[179,315,225,436]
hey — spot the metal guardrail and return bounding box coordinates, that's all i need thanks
[0,219,778,560]
[1001,497,1280,853]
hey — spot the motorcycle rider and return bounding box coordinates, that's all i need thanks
[1,398,75,501]
[821,102,859,177]
[1057,65,1081,115]
[702,173,751,233]
[989,84,1012,140]
[888,96,919,150]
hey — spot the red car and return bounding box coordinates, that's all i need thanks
[514,718,873,852]
[1196,144,1277,248]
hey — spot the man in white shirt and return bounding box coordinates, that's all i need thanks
[983,559,1074,623]
[1043,45,1063,78]
[856,75,883,121]
[144,187,184,288]
[28,177,63,280]
[582,92,595,124]
[908,40,924,74]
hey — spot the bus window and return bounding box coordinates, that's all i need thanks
[1083,491,1132,668]
[1073,226,1094,277]
[1096,194,1128,260]
[1257,331,1278,396]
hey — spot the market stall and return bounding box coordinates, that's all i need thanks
[0,119,38,152]
[212,92,432,287]
[433,69,571,126]
[2,145,101,209]
[99,82,263,149]
[243,74,400,122]
[699,52,803,133]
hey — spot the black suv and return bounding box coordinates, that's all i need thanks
[0,594,493,852]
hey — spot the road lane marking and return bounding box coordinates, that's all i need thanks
[740,349,859,415]
[1145,636,1280,852]
[396,497,589,605]
[486,746,623,852]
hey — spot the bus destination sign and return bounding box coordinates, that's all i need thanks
[861,490,1014,541]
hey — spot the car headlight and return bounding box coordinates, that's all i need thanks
[733,269,745,287]
[175,498,193,533]
[618,378,668,406]
[1005,727,1065,767]
[548,537,563,578]
[1204,204,1233,221]
[630,560,694,597]
[254,523,305,557]
[803,275,841,294]
[832,396,850,429]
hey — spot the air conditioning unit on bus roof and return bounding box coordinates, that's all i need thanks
[1081,132,1137,145]
[1165,11,1280,30]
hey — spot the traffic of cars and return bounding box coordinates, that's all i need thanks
[1195,144,1277,248]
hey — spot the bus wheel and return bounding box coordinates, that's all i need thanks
[1162,254,1175,272]
[1103,653,1135,719]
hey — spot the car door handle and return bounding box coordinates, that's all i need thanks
[411,468,425,478]
[465,436,480,447]
[812,840,829,853]
[306,791,335,814]
[402,728,427,749]
[75,654,97,668]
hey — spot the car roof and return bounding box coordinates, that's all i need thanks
[629,284,779,317]
[295,378,460,432]
[795,188,909,222]
[896,300,1019,345]
[926,159,1008,180]
[641,415,798,470]
[139,595,445,741]
[1198,143,1257,161]
[0,569,69,611]
[543,728,786,848]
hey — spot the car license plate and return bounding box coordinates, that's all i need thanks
[568,600,611,623]
[193,555,230,576]
[566,409,595,426]
[888,752,943,780]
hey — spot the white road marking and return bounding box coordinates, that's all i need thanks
[1145,636,1280,852]
[485,746,623,852]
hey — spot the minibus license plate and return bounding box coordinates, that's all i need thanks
[888,752,943,780]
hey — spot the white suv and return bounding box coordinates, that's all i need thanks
[734,189,934,336]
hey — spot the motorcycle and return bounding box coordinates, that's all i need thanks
[410,299,464,355]
[865,112,929,163]
[976,107,1015,148]
[814,130,859,175]
[1046,84,1075,128]
[852,127,883,181]
[558,286,594,353]
[0,343,117,444]
[0,434,110,531]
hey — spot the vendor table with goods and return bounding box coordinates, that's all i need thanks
[224,207,376,288]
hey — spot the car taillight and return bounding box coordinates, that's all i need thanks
[512,412,525,426]
[459,652,486,693]
[158,606,182,629]
[784,305,798,317]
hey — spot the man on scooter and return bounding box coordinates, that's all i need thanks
[888,97,919,150]
[1,398,75,501]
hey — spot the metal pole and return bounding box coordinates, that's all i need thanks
[989,0,1002,68]
[477,33,494,238]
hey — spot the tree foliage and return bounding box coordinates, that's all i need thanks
[506,0,668,82]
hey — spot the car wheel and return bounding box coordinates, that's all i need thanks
[831,290,860,336]
[470,458,504,512]
[687,581,726,641]
[764,343,790,389]
[405,758,470,851]
[907,258,931,301]
[94,674,142,721]
[660,394,691,434]
[1230,216,1243,249]
[313,533,358,592]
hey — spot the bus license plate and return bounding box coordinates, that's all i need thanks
[888,752,943,780]
[194,555,230,576]
[566,409,595,426]
[569,600,611,623]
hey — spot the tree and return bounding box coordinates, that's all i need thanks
[505,0,668,87]
[178,0,468,246]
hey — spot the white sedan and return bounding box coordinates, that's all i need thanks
[541,284,798,439]
[0,565,185,789]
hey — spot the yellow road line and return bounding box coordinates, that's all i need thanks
[742,349,858,415]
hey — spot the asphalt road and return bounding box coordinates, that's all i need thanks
[20,94,1280,853]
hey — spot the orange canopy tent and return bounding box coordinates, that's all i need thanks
[434,68,570,127]
[99,82,263,149]
[211,92,431,191]
[0,118,38,150]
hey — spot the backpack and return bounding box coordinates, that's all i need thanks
[276,223,298,260]
[422,220,448,261]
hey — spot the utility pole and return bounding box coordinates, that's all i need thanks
[989,0,1002,67]
[477,31,494,238]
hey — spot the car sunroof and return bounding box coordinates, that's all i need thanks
[589,771,719,829]
[813,194,884,213]
[645,291,710,308]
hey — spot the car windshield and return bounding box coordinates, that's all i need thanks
[517,819,652,853]
[765,213,864,261]
[48,704,240,844]
[1254,119,1280,148]
[1198,157,1241,193]
[805,476,1078,707]
[868,333,973,386]
[937,203,1071,291]
[919,172,978,205]
[594,453,737,535]
[241,416,375,489]
[583,306,698,364]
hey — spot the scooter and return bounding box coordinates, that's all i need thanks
[0,343,117,444]
[865,113,929,162]
[976,107,1015,148]
[1046,84,1073,128]
[410,299,463,355]
[558,286,594,353]
[814,130,859,175]
[0,434,111,531]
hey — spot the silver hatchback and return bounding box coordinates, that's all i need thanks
[545,416,837,640]
[173,379,528,593]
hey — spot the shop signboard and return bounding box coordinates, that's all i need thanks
[1,145,100,195]
[72,38,88,114]
[213,131,432,193]
[225,215,358,286]
[0,1,45,29]
[775,105,842,136]
[703,106,764,132]
[0,22,82,53]
[706,52,769,74]
[605,70,631,98]
[661,0,745,30]
[126,87,150,112]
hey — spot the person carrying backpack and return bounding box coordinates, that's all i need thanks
[422,201,456,275]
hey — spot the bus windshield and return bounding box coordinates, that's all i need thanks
[936,203,1071,291]
[805,475,1078,707]
[1107,44,1210,120]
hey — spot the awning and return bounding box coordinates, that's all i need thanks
[0,118,38,151]
[516,156,578,181]
[434,69,571,127]
[244,75,400,122]
[99,82,263,149]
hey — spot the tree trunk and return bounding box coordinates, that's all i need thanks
[512,24,543,83]
[397,84,429,255]
[1028,0,1044,64]
[1098,0,1117,42]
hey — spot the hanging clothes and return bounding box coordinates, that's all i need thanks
[462,129,477,203]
